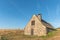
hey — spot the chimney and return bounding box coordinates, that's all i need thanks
[37,14,42,20]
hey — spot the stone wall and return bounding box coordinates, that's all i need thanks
[24,15,47,36]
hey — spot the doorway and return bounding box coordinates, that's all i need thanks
[31,29,34,35]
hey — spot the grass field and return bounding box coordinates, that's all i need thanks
[0,29,59,40]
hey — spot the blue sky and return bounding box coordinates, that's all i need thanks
[0,0,60,29]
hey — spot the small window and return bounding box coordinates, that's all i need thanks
[31,21,35,25]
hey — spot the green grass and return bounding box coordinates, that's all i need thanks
[1,35,8,40]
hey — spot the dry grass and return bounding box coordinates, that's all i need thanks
[0,29,60,40]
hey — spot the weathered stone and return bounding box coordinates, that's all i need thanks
[24,14,53,36]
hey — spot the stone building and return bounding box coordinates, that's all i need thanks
[24,14,54,36]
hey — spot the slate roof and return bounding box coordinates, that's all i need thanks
[36,15,53,29]
[41,19,53,28]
